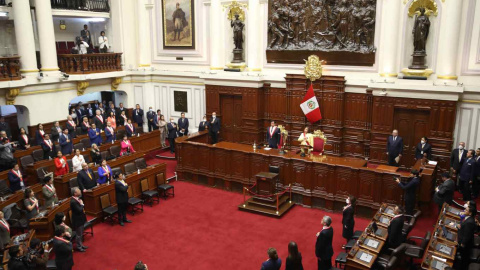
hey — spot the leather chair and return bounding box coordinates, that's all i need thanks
[93,171,99,180]
[4,203,29,233]
[32,149,44,162]
[111,167,122,177]
[352,230,363,240]
[127,186,143,215]
[73,142,84,151]
[100,194,118,225]
[100,151,108,161]
[269,165,279,174]
[471,248,480,263]
[140,179,160,206]
[0,180,11,197]
[69,210,95,237]
[36,166,49,182]
[75,127,82,135]
[475,235,480,248]
[83,155,90,164]
[335,252,347,268]
[124,163,136,176]
[80,137,91,149]
[20,155,34,171]
[109,145,121,158]
[156,173,174,200]
[116,129,125,140]
[67,159,73,173]
[69,177,78,195]
[46,259,56,269]
[404,231,431,268]
[376,243,406,267]
[375,256,399,270]
[469,263,480,270]
[135,158,147,170]
[403,210,421,235]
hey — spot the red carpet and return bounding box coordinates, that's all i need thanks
[72,169,438,269]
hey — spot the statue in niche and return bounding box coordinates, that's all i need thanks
[412,7,430,53]
[231,14,244,50]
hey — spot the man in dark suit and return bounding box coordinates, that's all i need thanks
[454,204,476,270]
[115,173,132,226]
[386,129,403,167]
[387,205,404,249]
[395,169,420,215]
[459,149,474,201]
[209,112,221,144]
[7,245,28,270]
[94,110,105,129]
[8,164,24,192]
[473,148,480,199]
[266,121,281,148]
[132,104,144,132]
[53,226,74,270]
[75,105,84,121]
[107,103,116,118]
[80,24,91,45]
[77,163,97,192]
[125,119,136,138]
[450,142,466,177]
[315,215,333,270]
[70,187,88,252]
[154,110,161,130]
[66,115,77,138]
[433,172,455,211]
[178,112,189,137]
[117,103,126,117]
[0,211,10,249]
[40,134,56,160]
[86,104,94,119]
[167,118,178,154]
[80,117,91,135]
[51,121,63,142]
[59,129,73,155]
[146,107,156,132]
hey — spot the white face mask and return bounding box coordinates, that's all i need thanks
[421,140,425,144]
[346,198,350,204]
[149,109,153,112]
[170,120,174,123]
[212,115,216,118]
[203,118,206,121]
[459,145,464,150]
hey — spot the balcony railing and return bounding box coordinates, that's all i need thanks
[0,56,21,81]
[58,53,122,74]
[51,0,110,12]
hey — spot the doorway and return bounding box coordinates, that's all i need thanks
[220,95,242,143]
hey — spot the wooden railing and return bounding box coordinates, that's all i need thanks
[0,56,21,81]
[58,53,122,74]
[51,0,110,12]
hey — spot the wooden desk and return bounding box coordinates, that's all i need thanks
[177,132,437,212]
[29,199,71,240]
[2,230,35,268]
[0,184,43,211]
[83,163,166,218]
[54,151,145,199]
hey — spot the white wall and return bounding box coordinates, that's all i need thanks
[70,92,102,104]
[0,20,17,56]
[52,17,110,46]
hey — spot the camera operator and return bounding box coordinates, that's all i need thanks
[395,169,420,215]
[27,238,50,270]
[7,244,28,270]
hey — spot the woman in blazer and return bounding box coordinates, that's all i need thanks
[342,195,356,248]
[120,135,135,156]
[35,124,46,145]
[42,175,58,208]
[90,143,102,165]
[415,136,432,160]
[54,151,69,176]
[18,127,31,150]
[97,159,112,184]
[24,188,39,221]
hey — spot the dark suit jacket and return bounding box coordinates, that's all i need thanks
[125,124,135,137]
[266,127,281,148]
[115,180,129,204]
[167,123,178,139]
[80,122,90,135]
[35,130,45,145]
[104,127,116,143]
[459,157,474,182]
[458,216,475,249]
[146,111,156,124]
[77,169,97,191]
[387,215,404,248]
[132,109,144,125]
[0,224,9,249]
[450,148,466,171]
[473,156,480,179]
[261,258,282,270]
[315,227,333,260]
[59,134,73,155]
[65,122,76,138]
[8,170,22,192]
[80,29,91,43]
[51,126,62,142]
[433,179,455,206]
[415,142,432,159]
[210,118,221,133]
[198,121,208,131]
[398,177,420,202]
[178,118,189,135]
[387,136,403,157]
[53,237,74,270]
[93,116,105,129]
[70,197,87,229]
[17,135,30,150]
[40,140,56,160]
[342,206,355,239]
[7,257,29,270]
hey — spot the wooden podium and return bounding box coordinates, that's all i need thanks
[239,171,294,218]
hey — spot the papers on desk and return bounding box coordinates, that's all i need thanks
[379,216,390,224]
[385,208,394,215]
[264,147,272,150]
[428,161,438,165]
[365,239,379,249]
[359,252,373,263]
[438,244,452,255]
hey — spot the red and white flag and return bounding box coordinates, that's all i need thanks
[300,84,322,123]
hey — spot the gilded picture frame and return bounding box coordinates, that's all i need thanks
[162,0,195,49]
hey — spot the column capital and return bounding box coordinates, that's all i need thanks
[6,88,21,105]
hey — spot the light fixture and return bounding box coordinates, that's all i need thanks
[87,18,106,22]
[0,12,9,17]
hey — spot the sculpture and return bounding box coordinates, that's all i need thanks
[412,7,430,53]
[231,14,244,50]
[224,0,247,65]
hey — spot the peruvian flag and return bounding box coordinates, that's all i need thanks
[300,84,322,123]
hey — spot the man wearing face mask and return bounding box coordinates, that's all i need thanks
[472,148,480,199]
[458,149,475,201]
[395,169,420,215]
[167,118,178,154]
[209,112,221,144]
[198,115,208,131]
[450,142,466,181]
[415,136,432,160]
[146,107,156,132]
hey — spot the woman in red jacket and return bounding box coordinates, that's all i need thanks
[54,151,69,176]
[120,135,135,156]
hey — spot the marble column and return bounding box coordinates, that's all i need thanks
[137,0,152,68]
[209,0,224,70]
[12,0,38,74]
[35,0,60,73]
[378,0,401,77]
[247,0,260,71]
[435,0,463,80]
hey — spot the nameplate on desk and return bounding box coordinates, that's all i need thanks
[365,238,379,249]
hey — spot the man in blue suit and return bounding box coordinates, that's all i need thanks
[132,104,144,132]
[177,112,189,137]
[104,122,116,143]
[59,128,73,155]
[459,149,475,201]
[167,118,178,154]
[88,123,102,146]
[386,129,403,167]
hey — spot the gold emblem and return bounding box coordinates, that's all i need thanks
[408,0,438,17]
[304,55,325,82]
[223,0,248,22]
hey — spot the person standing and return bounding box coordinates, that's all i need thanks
[266,121,280,148]
[59,129,73,155]
[104,121,116,143]
[7,245,28,270]
[199,115,209,132]
[178,112,189,137]
[80,24,91,45]
[414,136,432,160]
[450,142,466,180]
[120,135,135,156]
[66,115,77,138]
[118,111,127,126]
[387,205,404,249]
[125,119,136,138]
[77,163,97,192]
[35,123,46,145]
[459,149,474,201]
[24,188,39,221]
[115,173,132,226]
[72,149,85,173]
[395,169,420,215]
[51,121,63,142]
[90,144,102,165]
[386,129,403,167]
[70,187,88,252]
[260,247,282,270]
[154,110,161,130]
[53,226,74,270]
[88,123,102,146]
[146,107,156,132]
[42,175,58,208]
[40,134,56,160]
[473,148,480,199]
[80,117,90,135]
[158,115,167,148]
[315,216,333,270]
[132,104,144,132]
[342,196,356,249]
[433,172,455,212]
[8,164,24,192]
[209,112,221,144]
[17,127,30,150]
[0,211,10,249]
[94,109,105,129]
[285,242,304,270]
[98,31,109,53]
[97,160,112,184]
[167,118,178,154]
[54,151,69,177]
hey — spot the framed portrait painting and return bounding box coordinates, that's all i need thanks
[162,0,195,49]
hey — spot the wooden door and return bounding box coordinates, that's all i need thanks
[220,95,243,143]
[394,109,430,168]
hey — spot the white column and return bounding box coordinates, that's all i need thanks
[247,0,260,71]
[378,0,401,77]
[137,0,152,68]
[35,0,59,73]
[435,0,463,80]
[210,0,224,70]
[12,0,38,74]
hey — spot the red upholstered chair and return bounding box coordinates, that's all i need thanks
[311,130,327,155]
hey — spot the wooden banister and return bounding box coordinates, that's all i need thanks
[58,53,122,74]
[0,56,21,81]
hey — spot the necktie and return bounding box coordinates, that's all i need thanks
[459,150,463,161]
